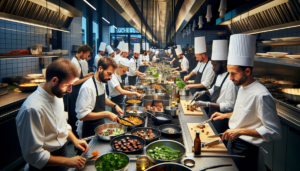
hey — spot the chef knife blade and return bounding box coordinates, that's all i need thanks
[204,139,222,147]
[207,133,223,138]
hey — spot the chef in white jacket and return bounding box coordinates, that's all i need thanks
[94,42,106,72]
[16,59,88,171]
[114,41,123,63]
[194,40,238,135]
[210,34,282,171]
[152,51,160,63]
[171,45,189,80]
[107,45,115,58]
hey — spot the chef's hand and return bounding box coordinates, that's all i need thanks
[184,84,193,89]
[131,86,137,92]
[184,75,190,81]
[210,112,227,121]
[171,68,176,71]
[65,156,86,169]
[88,72,94,76]
[174,71,179,74]
[193,90,206,99]
[193,101,210,108]
[74,139,89,153]
[136,93,142,99]
[115,106,124,117]
[222,129,244,141]
[107,112,121,122]
[170,61,173,64]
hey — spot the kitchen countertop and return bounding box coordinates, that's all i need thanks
[0,89,31,111]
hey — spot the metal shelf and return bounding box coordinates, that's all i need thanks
[255,56,300,67]
[0,54,69,59]
[258,41,300,51]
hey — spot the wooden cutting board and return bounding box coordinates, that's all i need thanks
[187,123,227,152]
[180,100,203,116]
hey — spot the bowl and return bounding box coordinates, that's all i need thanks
[164,106,179,117]
[145,140,186,164]
[267,52,288,58]
[286,55,300,59]
[124,106,147,117]
[120,115,145,130]
[52,50,62,54]
[94,152,129,171]
[61,50,68,55]
[146,163,192,171]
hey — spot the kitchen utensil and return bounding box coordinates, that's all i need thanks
[145,140,186,164]
[118,117,135,125]
[120,115,145,130]
[130,127,161,144]
[145,162,192,171]
[282,88,300,103]
[125,97,143,106]
[204,139,222,147]
[199,164,232,171]
[183,158,195,167]
[94,152,129,171]
[27,74,44,78]
[159,124,182,137]
[124,106,147,117]
[262,41,273,43]
[81,123,127,141]
[207,133,223,138]
[2,76,23,85]
[147,112,172,125]
[164,106,179,117]
[110,135,146,154]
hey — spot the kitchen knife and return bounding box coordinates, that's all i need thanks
[207,133,223,138]
[204,139,222,147]
[197,119,210,127]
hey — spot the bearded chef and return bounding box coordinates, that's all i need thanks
[108,58,142,114]
[193,40,238,136]
[107,45,115,59]
[210,34,282,171]
[127,43,147,85]
[94,42,106,72]
[76,57,122,138]
[171,45,189,80]
[152,51,160,63]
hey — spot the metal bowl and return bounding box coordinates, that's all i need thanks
[124,106,147,118]
[178,88,190,96]
[164,106,179,117]
[145,140,186,164]
[130,127,161,144]
[94,152,129,171]
[136,85,147,90]
[282,88,300,103]
[120,115,145,130]
[155,89,167,93]
[145,163,192,171]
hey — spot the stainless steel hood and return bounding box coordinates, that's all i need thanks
[217,0,300,34]
[0,0,82,32]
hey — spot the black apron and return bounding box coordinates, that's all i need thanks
[138,57,147,73]
[68,56,84,137]
[190,62,210,103]
[128,59,137,86]
[29,143,68,171]
[208,73,230,135]
[81,76,106,138]
[178,58,188,80]
[227,138,259,171]
[111,74,125,114]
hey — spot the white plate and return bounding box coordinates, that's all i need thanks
[286,55,300,59]
[280,37,300,41]
[45,52,54,55]
[27,74,44,78]
[271,38,282,41]
[267,52,288,58]
[262,41,273,43]
[256,53,272,57]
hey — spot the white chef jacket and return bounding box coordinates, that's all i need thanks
[192,61,215,88]
[80,59,89,76]
[94,54,102,71]
[71,57,81,76]
[180,56,189,72]
[128,58,138,76]
[108,73,123,97]
[145,54,150,61]
[15,85,71,170]
[208,72,238,112]
[138,54,145,67]
[170,54,173,59]
[229,80,282,145]
[152,55,157,61]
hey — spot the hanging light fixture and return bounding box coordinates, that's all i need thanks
[206,4,212,23]
[189,24,191,34]
[192,26,194,32]
[219,0,227,18]
[198,16,204,29]
[193,20,196,28]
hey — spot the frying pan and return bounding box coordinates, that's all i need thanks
[130,127,161,144]
[15,83,38,92]
[110,135,146,154]
[125,97,143,106]
[124,106,147,117]
[81,123,127,141]
[120,115,145,130]
[147,112,172,125]
[159,124,182,138]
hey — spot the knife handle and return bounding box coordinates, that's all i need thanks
[199,164,232,171]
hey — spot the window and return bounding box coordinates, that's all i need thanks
[82,16,87,44]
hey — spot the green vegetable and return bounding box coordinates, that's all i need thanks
[95,153,128,171]
[147,68,156,72]
[164,72,169,75]
[8,85,17,89]
[167,88,171,92]
[147,146,182,160]
[147,80,151,83]
[176,78,181,81]
[152,73,159,78]
[176,80,186,89]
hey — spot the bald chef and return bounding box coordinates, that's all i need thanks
[76,57,122,138]
[194,40,238,135]
[107,45,115,59]
[127,43,147,85]
[171,45,189,80]
[94,42,106,72]
[210,34,281,171]
[16,59,88,171]
[184,37,215,101]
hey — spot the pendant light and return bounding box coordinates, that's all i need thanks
[206,2,212,23]
[198,16,204,29]
[189,24,191,34]
[192,19,196,31]
[219,0,227,18]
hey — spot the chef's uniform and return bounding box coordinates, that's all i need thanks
[75,76,107,138]
[227,34,281,171]
[127,43,140,86]
[175,45,189,80]
[94,42,106,72]
[80,59,89,76]
[107,45,115,62]
[16,85,71,171]
[108,73,125,114]
[120,43,129,82]
[138,54,147,73]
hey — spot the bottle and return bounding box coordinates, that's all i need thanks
[194,131,201,155]
[177,90,180,103]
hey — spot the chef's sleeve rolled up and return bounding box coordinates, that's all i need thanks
[75,87,94,120]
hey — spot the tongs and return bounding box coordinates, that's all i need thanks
[118,117,135,125]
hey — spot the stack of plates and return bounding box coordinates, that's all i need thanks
[267,52,288,58]
[262,41,273,44]
[256,53,272,57]
[280,37,300,41]
[286,55,300,59]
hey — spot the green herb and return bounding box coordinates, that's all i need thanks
[152,73,159,78]
[95,153,128,171]
[147,80,151,83]
[147,68,156,72]
[176,78,181,81]
[176,81,186,89]
[147,146,182,160]
[167,88,171,92]
[164,72,169,75]
[8,85,17,89]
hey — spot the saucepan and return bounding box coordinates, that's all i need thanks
[81,123,127,141]
[164,106,179,117]
[14,82,39,92]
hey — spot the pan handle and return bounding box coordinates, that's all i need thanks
[199,164,232,171]
[81,135,96,141]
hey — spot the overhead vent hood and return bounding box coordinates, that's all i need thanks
[0,0,82,32]
[216,0,300,34]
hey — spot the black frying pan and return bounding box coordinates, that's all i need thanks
[159,124,182,138]
[110,135,145,154]
[130,127,161,144]
[147,112,172,125]
[125,97,143,106]
[120,115,145,130]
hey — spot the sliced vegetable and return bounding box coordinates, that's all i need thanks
[147,145,182,160]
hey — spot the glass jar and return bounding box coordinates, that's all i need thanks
[136,156,150,171]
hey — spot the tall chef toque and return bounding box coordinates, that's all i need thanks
[175,45,182,56]
[211,40,228,61]
[117,41,124,51]
[194,36,206,54]
[106,45,114,55]
[122,43,129,52]
[99,42,106,51]
[134,43,140,53]
[227,34,256,67]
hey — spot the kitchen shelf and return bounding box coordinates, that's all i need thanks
[258,41,300,51]
[255,56,300,67]
[0,54,69,59]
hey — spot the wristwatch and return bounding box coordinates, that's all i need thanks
[113,104,117,108]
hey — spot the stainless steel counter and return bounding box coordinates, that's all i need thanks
[73,95,238,171]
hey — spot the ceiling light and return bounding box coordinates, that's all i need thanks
[0,17,70,33]
[219,0,227,18]
[102,17,110,24]
[198,16,204,29]
[83,0,96,10]
[206,4,212,23]
[113,25,117,29]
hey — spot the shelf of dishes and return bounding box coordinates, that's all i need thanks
[260,37,300,44]
[256,52,300,60]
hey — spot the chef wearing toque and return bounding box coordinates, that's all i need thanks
[94,42,106,72]
[152,51,160,63]
[107,45,115,58]
[171,45,189,80]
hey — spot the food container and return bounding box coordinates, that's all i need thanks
[164,106,179,117]
[29,44,43,55]
[81,123,127,141]
[125,97,143,106]
[145,163,192,171]
[110,135,146,154]
[178,88,190,96]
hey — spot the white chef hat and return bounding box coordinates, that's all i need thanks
[142,43,149,51]
[155,51,159,55]
[228,34,256,67]
[106,45,114,55]
[211,40,228,61]
[99,42,106,51]
[165,50,167,53]
[117,41,123,50]
[175,45,183,55]
[168,49,172,54]
[122,43,129,52]
[119,58,130,67]
[194,37,206,54]
[133,43,140,53]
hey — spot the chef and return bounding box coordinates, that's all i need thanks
[194,40,238,135]
[184,37,215,101]
[168,48,176,66]
[127,43,147,85]
[80,55,92,76]
[210,34,282,171]
[76,57,122,138]
[107,45,115,58]
[69,44,94,134]
[16,59,88,171]
[94,42,106,72]
[171,45,189,80]
[118,43,129,82]
[115,41,123,58]
[144,43,151,64]
[138,43,151,73]
[108,58,142,114]
[152,51,160,63]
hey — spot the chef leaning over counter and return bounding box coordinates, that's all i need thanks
[94,42,106,72]
[209,34,282,171]
[16,59,89,171]
[114,41,123,60]
[152,50,160,63]
[171,45,189,80]
[106,45,115,58]
[75,57,122,139]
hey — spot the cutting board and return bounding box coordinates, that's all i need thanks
[187,123,227,152]
[180,100,203,116]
